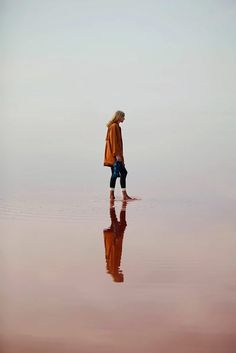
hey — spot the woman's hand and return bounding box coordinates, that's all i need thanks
[116,155,122,162]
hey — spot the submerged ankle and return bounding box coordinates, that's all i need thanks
[110,189,115,200]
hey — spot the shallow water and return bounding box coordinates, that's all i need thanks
[1,192,236,353]
[2,0,236,349]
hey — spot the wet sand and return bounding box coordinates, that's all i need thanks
[1,193,236,353]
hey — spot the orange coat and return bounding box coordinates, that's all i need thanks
[104,123,124,166]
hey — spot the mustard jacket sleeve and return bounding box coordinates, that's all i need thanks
[109,124,122,156]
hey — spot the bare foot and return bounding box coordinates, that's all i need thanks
[121,200,127,210]
[123,195,134,201]
[110,190,115,201]
[110,199,115,208]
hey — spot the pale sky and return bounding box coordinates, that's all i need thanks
[1,0,236,198]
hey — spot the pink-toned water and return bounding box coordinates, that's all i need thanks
[1,192,236,353]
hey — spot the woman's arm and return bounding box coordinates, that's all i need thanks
[109,124,122,159]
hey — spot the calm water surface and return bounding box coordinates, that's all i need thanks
[1,192,236,353]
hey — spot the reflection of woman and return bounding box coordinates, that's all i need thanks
[104,110,133,201]
[103,201,127,282]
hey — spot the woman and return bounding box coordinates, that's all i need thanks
[104,110,133,200]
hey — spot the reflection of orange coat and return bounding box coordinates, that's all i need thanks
[104,123,124,166]
[103,229,124,281]
[103,208,127,282]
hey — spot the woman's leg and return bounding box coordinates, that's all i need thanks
[110,166,117,200]
[119,164,127,189]
[109,163,133,200]
[119,164,132,200]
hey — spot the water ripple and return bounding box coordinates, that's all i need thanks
[0,198,107,222]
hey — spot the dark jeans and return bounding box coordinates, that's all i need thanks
[110,162,128,189]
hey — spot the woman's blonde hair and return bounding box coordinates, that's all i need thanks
[106,110,125,127]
